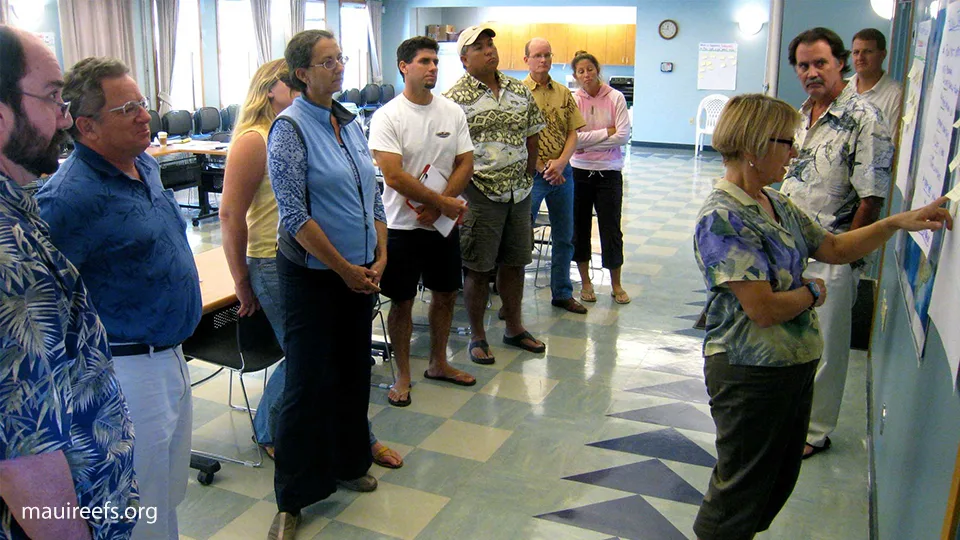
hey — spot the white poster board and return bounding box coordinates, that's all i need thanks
[909,0,960,255]
[697,43,738,91]
[929,185,960,389]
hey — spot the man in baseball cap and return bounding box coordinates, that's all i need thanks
[456,24,496,55]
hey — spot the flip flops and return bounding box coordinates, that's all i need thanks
[502,331,546,353]
[372,444,404,469]
[469,339,496,364]
[387,386,411,407]
[423,370,477,386]
[580,287,597,302]
[611,289,631,304]
[802,437,831,460]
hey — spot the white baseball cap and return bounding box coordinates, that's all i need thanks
[456,24,496,55]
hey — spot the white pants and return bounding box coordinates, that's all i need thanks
[112,346,193,540]
[804,261,859,447]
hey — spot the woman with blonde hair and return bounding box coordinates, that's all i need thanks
[219,58,401,470]
[692,93,950,539]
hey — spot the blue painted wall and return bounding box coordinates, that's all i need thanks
[871,190,960,539]
[199,0,220,107]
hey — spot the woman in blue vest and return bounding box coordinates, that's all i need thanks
[265,29,388,539]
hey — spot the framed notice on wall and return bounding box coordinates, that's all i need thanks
[697,43,738,91]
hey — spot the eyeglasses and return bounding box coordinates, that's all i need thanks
[769,137,796,148]
[309,55,349,70]
[106,97,149,117]
[530,53,554,60]
[21,90,71,118]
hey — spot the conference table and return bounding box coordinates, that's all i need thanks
[194,246,237,313]
[189,246,237,485]
[150,140,230,225]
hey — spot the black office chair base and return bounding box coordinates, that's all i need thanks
[190,453,221,486]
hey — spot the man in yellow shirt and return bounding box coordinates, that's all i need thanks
[523,37,588,313]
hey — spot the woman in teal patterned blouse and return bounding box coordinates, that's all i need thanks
[691,93,952,540]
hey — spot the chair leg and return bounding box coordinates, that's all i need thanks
[227,369,257,413]
[371,305,397,390]
[190,370,264,468]
[534,224,552,289]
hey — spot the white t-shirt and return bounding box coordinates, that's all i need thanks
[849,72,903,132]
[368,93,474,231]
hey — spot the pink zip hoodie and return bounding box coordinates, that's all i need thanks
[571,83,631,171]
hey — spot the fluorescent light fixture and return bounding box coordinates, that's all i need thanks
[737,5,766,36]
[870,0,894,19]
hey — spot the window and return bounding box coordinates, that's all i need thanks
[339,3,369,91]
[166,0,203,111]
[305,0,326,30]
[217,0,258,107]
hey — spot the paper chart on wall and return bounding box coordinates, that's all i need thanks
[909,0,960,256]
[895,59,926,197]
[916,20,933,60]
[697,43,737,91]
[928,185,960,388]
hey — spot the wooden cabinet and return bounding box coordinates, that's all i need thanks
[485,23,637,70]
[509,24,530,70]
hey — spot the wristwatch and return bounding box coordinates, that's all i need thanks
[805,281,820,308]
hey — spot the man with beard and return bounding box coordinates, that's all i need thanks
[782,27,892,459]
[0,27,139,539]
[368,36,476,408]
[37,57,201,539]
[444,25,547,364]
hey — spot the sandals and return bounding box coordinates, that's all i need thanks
[252,436,275,461]
[387,386,411,407]
[502,331,546,353]
[580,287,597,303]
[372,444,404,469]
[802,437,831,460]
[469,339,496,365]
[611,289,631,304]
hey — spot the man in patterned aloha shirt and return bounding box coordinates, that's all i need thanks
[444,24,547,364]
[782,27,893,459]
[0,26,138,539]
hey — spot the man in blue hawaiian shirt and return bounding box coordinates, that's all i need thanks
[783,27,893,459]
[37,57,201,540]
[0,26,139,539]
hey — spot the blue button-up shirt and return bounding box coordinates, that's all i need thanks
[0,175,138,539]
[37,143,202,346]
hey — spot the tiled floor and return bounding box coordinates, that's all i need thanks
[178,148,869,540]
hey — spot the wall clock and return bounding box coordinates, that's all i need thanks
[659,19,679,40]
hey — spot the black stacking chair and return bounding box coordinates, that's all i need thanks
[360,83,382,113]
[161,109,193,138]
[341,88,362,106]
[158,110,201,208]
[183,306,284,474]
[148,110,162,140]
[219,104,239,132]
[192,132,231,226]
[380,84,395,103]
[193,106,222,137]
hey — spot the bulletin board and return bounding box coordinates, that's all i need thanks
[697,43,738,91]
[889,0,960,367]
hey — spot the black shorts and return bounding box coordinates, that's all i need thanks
[380,228,463,301]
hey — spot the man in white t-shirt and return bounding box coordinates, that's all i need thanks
[369,36,477,407]
[850,28,902,132]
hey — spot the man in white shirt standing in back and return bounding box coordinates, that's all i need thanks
[850,28,902,131]
[369,36,477,408]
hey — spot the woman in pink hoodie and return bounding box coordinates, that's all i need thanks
[570,51,632,304]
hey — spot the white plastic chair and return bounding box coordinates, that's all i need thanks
[695,94,730,156]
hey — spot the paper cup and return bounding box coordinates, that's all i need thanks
[158,131,168,147]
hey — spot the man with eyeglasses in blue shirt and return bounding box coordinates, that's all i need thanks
[37,57,201,540]
[0,28,139,540]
